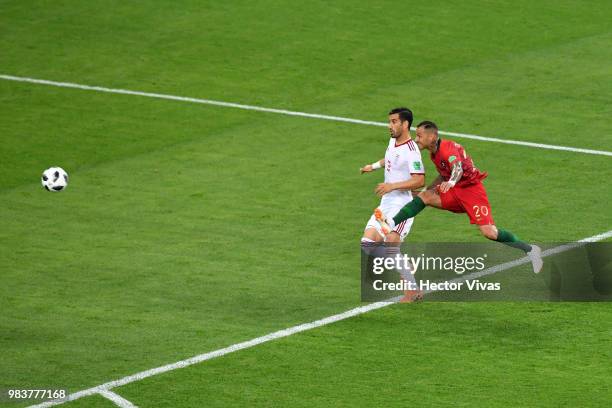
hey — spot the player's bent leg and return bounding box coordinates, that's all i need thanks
[418,189,443,208]
[478,224,499,241]
[479,224,543,274]
[388,191,434,227]
[361,229,387,290]
[383,232,421,303]
[372,202,421,302]
[363,227,384,243]
[486,225,531,251]
[384,231,401,244]
[361,227,385,258]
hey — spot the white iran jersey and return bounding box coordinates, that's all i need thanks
[382,138,425,205]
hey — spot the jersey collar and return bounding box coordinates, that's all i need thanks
[394,138,412,147]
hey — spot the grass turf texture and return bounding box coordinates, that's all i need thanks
[1,0,611,407]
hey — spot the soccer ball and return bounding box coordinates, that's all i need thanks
[41,167,69,192]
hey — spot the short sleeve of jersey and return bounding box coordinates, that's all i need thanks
[408,148,426,174]
[442,141,463,166]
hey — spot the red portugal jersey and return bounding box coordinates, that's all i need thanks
[431,139,487,186]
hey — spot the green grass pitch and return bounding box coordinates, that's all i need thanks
[1,0,611,407]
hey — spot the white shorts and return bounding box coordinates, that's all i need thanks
[364,198,414,242]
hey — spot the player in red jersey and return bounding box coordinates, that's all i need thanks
[375,120,543,273]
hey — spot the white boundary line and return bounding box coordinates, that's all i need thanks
[7,72,611,406]
[2,74,611,157]
[98,390,138,408]
[6,72,609,406]
[28,229,612,408]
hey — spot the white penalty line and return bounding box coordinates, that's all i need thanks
[2,74,611,158]
[28,229,612,408]
[97,390,138,408]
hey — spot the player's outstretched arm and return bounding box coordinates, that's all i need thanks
[375,174,425,197]
[360,159,384,174]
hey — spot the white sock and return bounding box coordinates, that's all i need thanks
[385,245,416,289]
[361,238,385,258]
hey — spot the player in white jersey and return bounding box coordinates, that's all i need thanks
[359,107,426,302]
[360,108,425,242]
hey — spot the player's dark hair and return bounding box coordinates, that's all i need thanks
[388,107,413,128]
[417,120,438,133]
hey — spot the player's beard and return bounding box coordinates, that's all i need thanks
[389,128,399,138]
